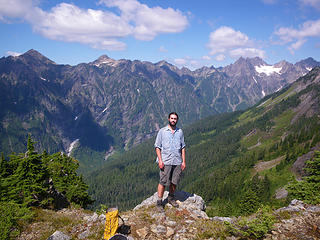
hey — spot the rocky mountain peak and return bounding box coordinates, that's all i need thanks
[223,56,260,76]
[92,54,119,67]
[155,60,170,66]
[193,65,216,77]
[274,60,290,67]
[155,60,179,72]
[295,57,320,69]
[20,49,55,65]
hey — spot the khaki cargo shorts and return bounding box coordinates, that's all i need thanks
[159,165,182,186]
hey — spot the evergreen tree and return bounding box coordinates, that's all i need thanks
[6,136,49,207]
[43,152,93,208]
[239,189,260,215]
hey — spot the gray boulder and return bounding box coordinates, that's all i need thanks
[47,231,71,240]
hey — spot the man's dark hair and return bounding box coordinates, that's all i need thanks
[168,112,179,120]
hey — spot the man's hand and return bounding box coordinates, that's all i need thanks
[181,161,186,171]
[158,159,164,170]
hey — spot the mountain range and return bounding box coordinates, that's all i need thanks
[0,49,319,172]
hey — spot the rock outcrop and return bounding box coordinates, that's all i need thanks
[119,191,212,239]
[134,191,208,219]
[266,200,320,240]
[18,195,320,240]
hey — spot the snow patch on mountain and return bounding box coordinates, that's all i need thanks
[67,139,79,156]
[255,65,282,76]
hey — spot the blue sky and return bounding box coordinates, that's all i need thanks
[0,0,320,69]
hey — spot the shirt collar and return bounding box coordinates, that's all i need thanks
[165,125,179,132]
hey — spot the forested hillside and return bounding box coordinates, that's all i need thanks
[87,67,320,216]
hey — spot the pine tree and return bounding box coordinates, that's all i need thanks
[43,152,93,208]
[6,136,49,207]
[239,189,260,216]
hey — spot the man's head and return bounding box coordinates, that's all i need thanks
[168,112,179,128]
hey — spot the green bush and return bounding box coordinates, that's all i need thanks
[0,202,33,240]
[287,151,320,204]
[226,206,275,239]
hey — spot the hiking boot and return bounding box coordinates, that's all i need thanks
[168,196,179,208]
[156,199,164,211]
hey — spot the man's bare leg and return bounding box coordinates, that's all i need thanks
[168,183,179,207]
[156,183,165,210]
[158,183,165,198]
[169,183,176,195]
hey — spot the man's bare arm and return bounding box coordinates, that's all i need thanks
[181,148,186,171]
[156,147,164,169]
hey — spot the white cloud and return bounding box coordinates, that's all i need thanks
[275,18,320,52]
[173,57,196,69]
[174,58,187,65]
[202,55,211,60]
[29,3,132,50]
[299,0,320,10]
[207,26,250,55]
[5,51,22,56]
[229,48,266,59]
[261,0,278,4]
[206,26,265,60]
[215,54,225,61]
[0,0,34,20]
[159,46,168,52]
[100,0,188,41]
[172,56,214,70]
[24,3,132,50]
[190,60,198,66]
[289,39,307,53]
[275,19,320,42]
[0,0,188,50]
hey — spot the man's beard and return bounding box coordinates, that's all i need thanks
[169,121,176,127]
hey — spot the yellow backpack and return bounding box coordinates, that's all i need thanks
[104,207,119,240]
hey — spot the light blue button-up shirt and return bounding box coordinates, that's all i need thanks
[154,126,186,165]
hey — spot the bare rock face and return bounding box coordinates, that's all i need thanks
[292,143,320,180]
[274,187,288,199]
[134,191,208,219]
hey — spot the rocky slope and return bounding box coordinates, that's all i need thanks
[17,192,320,240]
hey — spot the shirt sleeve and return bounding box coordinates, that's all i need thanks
[180,130,186,149]
[154,129,162,149]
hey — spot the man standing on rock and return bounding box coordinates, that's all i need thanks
[154,112,186,209]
